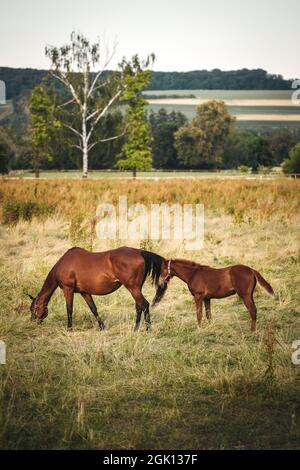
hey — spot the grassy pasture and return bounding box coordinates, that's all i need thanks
[0,178,299,449]
[5,169,287,179]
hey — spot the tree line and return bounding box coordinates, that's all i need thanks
[0,67,294,101]
[148,69,294,90]
[0,32,300,176]
[1,100,300,174]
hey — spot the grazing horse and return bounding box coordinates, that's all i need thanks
[28,246,164,331]
[152,259,274,332]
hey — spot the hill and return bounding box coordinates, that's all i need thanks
[0,67,294,101]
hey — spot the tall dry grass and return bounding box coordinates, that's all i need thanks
[1,179,299,225]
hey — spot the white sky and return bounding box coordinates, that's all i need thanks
[0,0,299,78]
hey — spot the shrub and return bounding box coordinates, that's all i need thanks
[283,143,300,175]
[258,165,271,175]
[238,165,250,173]
[2,199,55,225]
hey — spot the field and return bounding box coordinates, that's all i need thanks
[0,178,300,449]
[145,90,300,127]
[5,169,289,180]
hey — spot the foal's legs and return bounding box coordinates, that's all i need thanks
[127,287,150,331]
[194,294,203,327]
[204,299,211,320]
[62,286,74,330]
[81,293,105,331]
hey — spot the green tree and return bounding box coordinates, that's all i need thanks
[149,109,187,169]
[223,128,274,170]
[117,55,154,177]
[174,100,235,168]
[267,130,296,165]
[283,143,300,174]
[29,85,59,177]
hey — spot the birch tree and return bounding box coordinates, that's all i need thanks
[45,32,152,178]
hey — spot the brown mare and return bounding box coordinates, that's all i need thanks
[153,259,274,332]
[28,246,164,331]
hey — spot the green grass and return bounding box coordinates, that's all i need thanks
[0,200,299,449]
[6,169,287,179]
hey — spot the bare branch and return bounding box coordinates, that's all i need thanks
[87,86,124,142]
[92,80,110,92]
[58,98,76,108]
[50,70,82,110]
[63,124,83,139]
[87,131,125,151]
[86,109,99,121]
[87,43,117,98]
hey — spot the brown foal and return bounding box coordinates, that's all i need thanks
[28,247,163,331]
[153,259,274,332]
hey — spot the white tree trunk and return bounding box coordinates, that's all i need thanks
[82,141,88,178]
[82,83,88,178]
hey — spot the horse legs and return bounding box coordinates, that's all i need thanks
[62,287,74,330]
[241,293,257,333]
[204,299,211,320]
[81,293,105,331]
[127,287,150,331]
[143,301,151,330]
[194,294,203,328]
[135,304,143,331]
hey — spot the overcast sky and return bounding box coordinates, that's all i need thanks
[1,0,299,78]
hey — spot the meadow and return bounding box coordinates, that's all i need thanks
[0,178,299,449]
[6,169,288,180]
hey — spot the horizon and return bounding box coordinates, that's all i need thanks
[0,65,296,82]
[1,0,299,79]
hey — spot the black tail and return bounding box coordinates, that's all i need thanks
[152,281,169,307]
[141,250,164,287]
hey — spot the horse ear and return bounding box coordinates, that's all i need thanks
[27,294,35,300]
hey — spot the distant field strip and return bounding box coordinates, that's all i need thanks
[236,114,300,121]
[144,89,294,99]
[145,90,300,124]
[147,98,298,107]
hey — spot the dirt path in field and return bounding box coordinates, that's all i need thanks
[236,114,300,121]
[147,98,298,107]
